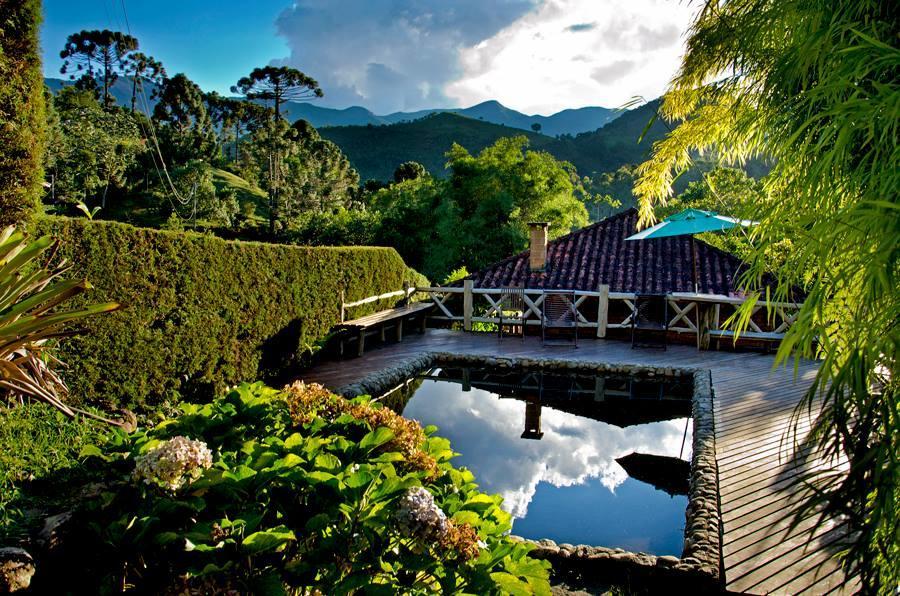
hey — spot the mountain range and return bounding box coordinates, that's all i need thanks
[318,100,668,182]
[44,76,619,137]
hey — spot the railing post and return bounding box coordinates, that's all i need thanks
[596,283,609,338]
[463,280,474,331]
[340,290,345,323]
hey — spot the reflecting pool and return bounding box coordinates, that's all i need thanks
[385,366,694,555]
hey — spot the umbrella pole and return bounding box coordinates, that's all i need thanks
[691,235,699,293]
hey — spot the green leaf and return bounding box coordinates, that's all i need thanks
[284,432,305,450]
[273,453,304,470]
[370,452,405,463]
[462,493,496,512]
[451,510,481,526]
[489,572,531,596]
[314,453,341,471]
[344,470,374,489]
[78,444,106,459]
[359,426,395,451]
[223,465,257,482]
[305,470,337,484]
[241,525,296,554]
[304,513,331,532]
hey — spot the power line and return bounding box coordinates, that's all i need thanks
[117,0,197,215]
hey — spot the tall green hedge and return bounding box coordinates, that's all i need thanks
[33,217,418,411]
[0,0,47,227]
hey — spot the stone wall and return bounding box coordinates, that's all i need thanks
[338,352,723,592]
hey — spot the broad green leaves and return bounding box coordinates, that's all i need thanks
[71,382,551,594]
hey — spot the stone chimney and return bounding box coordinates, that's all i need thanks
[528,222,549,272]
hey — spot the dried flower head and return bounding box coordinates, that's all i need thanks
[282,382,440,479]
[440,522,482,561]
[133,436,213,491]
[284,381,340,425]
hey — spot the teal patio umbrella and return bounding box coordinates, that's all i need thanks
[625,208,757,293]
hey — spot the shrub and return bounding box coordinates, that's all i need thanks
[0,0,47,226]
[49,382,551,594]
[30,217,422,411]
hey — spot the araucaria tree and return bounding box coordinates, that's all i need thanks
[59,29,138,108]
[124,51,166,112]
[0,0,47,227]
[152,73,216,164]
[232,66,323,234]
[633,0,898,588]
[232,65,323,119]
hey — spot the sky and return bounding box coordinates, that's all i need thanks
[41,0,697,115]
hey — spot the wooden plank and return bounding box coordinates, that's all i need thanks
[341,301,434,328]
[597,284,609,338]
[463,280,474,332]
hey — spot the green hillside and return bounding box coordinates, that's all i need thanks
[319,112,555,181]
[545,100,666,176]
[317,104,666,183]
[210,167,268,222]
[101,167,268,229]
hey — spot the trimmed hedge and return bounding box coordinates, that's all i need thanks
[32,217,419,411]
[0,0,46,227]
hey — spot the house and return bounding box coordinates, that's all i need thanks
[464,208,751,296]
[432,208,798,347]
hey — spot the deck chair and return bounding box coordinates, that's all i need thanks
[631,293,669,350]
[541,290,578,347]
[497,286,526,340]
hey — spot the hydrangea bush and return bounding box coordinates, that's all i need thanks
[56,381,550,594]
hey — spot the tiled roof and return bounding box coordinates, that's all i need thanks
[464,208,755,295]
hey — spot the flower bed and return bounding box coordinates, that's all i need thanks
[27,382,551,594]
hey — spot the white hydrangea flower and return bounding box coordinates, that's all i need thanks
[394,487,450,542]
[133,436,213,491]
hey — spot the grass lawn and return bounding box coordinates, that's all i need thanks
[0,403,112,542]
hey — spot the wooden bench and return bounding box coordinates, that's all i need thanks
[338,300,433,357]
[708,329,784,352]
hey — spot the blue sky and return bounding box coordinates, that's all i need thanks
[41,0,696,115]
[41,0,290,97]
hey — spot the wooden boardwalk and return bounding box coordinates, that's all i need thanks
[301,330,857,594]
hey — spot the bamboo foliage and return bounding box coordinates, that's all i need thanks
[633,1,898,588]
[0,225,121,424]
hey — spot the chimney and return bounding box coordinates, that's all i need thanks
[528,222,549,272]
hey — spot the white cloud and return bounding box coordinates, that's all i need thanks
[273,0,537,113]
[402,379,692,520]
[444,0,697,114]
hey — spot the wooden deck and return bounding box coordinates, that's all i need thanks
[301,330,857,594]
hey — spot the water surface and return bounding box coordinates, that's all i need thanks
[394,367,693,555]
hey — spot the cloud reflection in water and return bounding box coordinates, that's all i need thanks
[401,377,692,553]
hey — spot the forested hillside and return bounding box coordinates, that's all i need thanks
[319,112,555,181]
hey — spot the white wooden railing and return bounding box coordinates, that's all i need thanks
[416,281,802,344]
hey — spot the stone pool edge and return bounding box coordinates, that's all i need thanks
[335,351,721,591]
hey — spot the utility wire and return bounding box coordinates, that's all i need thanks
[118,0,197,215]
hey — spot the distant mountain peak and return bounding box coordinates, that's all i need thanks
[44,75,620,137]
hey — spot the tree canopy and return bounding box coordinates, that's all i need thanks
[124,51,165,112]
[59,29,138,108]
[232,66,323,119]
[152,73,216,164]
[634,0,898,587]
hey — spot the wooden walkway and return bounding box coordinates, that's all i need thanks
[301,330,857,594]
